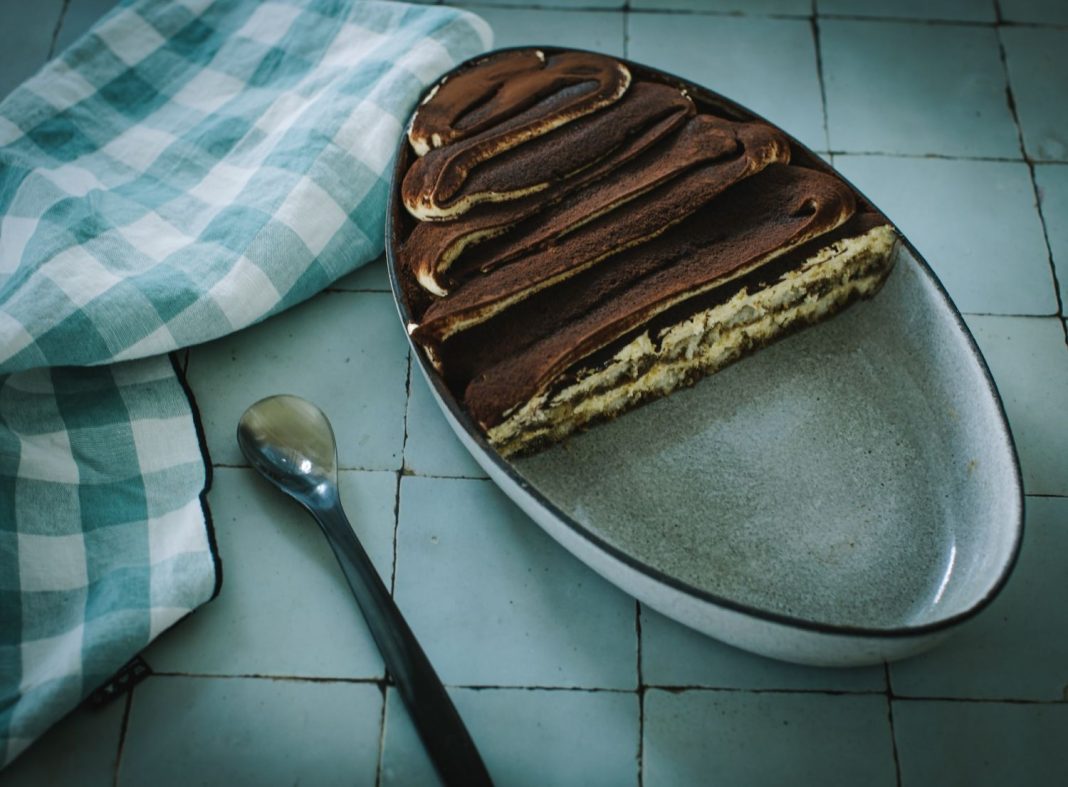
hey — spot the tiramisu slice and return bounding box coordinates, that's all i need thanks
[395,49,897,456]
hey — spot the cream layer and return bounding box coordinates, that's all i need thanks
[487,224,896,456]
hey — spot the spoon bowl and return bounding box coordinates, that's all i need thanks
[237,394,338,504]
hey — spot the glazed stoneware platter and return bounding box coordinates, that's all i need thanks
[385,49,1023,667]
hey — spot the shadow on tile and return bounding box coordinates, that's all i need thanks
[330,255,391,292]
[118,676,382,787]
[643,689,896,787]
[640,605,886,692]
[965,316,1068,496]
[890,496,1068,701]
[894,700,1068,786]
[0,699,125,787]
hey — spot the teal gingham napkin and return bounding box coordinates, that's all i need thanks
[0,0,490,766]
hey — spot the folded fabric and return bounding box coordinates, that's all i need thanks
[0,0,490,767]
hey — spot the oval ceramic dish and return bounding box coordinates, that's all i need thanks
[385,49,1024,667]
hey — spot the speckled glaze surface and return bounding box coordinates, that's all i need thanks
[511,243,1021,661]
[387,51,1024,666]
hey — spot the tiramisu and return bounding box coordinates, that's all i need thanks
[394,49,897,456]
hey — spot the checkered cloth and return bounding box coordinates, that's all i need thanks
[0,0,490,767]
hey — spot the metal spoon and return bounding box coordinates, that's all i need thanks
[237,394,492,787]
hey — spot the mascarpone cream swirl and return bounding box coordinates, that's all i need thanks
[403,50,632,219]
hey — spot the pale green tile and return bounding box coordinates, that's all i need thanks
[186,290,408,471]
[835,155,1056,315]
[964,316,1068,496]
[818,0,995,22]
[1034,164,1068,309]
[404,365,486,478]
[1002,27,1068,162]
[463,7,624,56]
[395,476,637,688]
[822,20,1018,157]
[628,14,826,151]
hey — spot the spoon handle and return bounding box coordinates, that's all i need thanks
[313,501,493,787]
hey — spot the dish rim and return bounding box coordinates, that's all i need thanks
[384,46,1025,640]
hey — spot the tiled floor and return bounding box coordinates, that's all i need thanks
[3,1,1067,786]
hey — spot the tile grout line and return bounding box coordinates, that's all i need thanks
[458,3,1067,28]
[376,348,412,783]
[635,601,645,787]
[639,684,888,696]
[125,672,1068,702]
[149,671,386,684]
[143,671,634,693]
[210,462,443,474]
[454,683,637,693]
[374,683,389,787]
[219,457,1068,474]
[324,287,392,294]
[960,311,1063,320]
[46,0,71,60]
[990,1,1067,326]
[397,471,490,481]
[634,686,1068,704]
[809,0,832,154]
[390,463,401,593]
[622,0,630,60]
[391,349,414,598]
[885,662,903,787]
[1030,164,1068,329]
[829,150,1035,163]
[111,688,135,787]
[209,461,1068,496]
[459,2,629,12]
[815,12,1063,29]
[886,695,1068,706]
